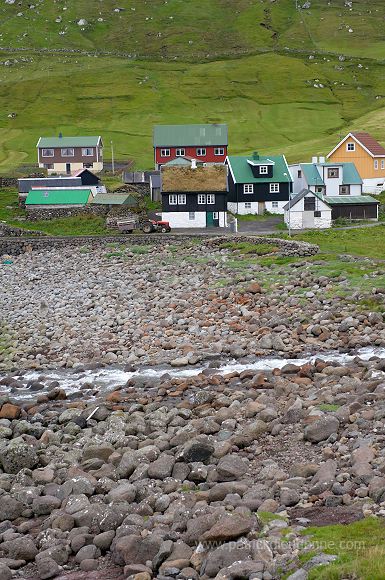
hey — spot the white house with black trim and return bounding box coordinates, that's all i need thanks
[161,161,228,228]
[226,152,293,215]
[284,189,332,230]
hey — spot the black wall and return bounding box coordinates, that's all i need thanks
[250,164,273,178]
[162,191,227,212]
[331,204,378,220]
[227,176,291,203]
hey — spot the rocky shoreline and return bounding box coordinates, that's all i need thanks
[0,240,384,579]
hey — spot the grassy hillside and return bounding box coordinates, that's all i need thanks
[1,0,385,172]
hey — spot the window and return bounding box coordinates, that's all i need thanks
[314,211,321,217]
[161,149,170,157]
[328,168,339,178]
[339,185,350,195]
[382,160,385,170]
[176,148,185,157]
[189,212,195,220]
[213,212,219,219]
[315,186,324,193]
[214,148,224,156]
[178,194,186,204]
[304,197,316,211]
[198,194,206,204]
[82,148,94,156]
[196,148,206,156]
[269,183,280,193]
[169,194,177,205]
[272,201,279,208]
[61,148,74,157]
[245,202,252,209]
[374,160,379,170]
[206,194,215,204]
[260,166,268,174]
[347,142,355,151]
[244,184,253,194]
[42,149,54,157]
[298,170,302,178]
[44,163,54,169]
[83,163,93,168]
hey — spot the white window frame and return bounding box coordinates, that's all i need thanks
[269,183,280,193]
[82,147,94,156]
[198,194,206,204]
[243,184,253,194]
[61,148,74,157]
[244,202,252,209]
[260,166,268,174]
[161,149,170,157]
[374,160,379,170]
[176,148,185,157]
[214,147,224,156]
[44,163,54,169]
[169,194,177,205]
[189,212,195,220]
[196,148,206,157]
[177,194,186,204]
[213,212,219,219]
[382,160,385,170]
[206,194,215,204]
[346,142,355,151]
[42,149,54,157]
[272,201,279,208]
[83,162,93,168]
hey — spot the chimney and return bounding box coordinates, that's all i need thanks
[319,156,325,163]
[311,156,318,164]
[191,158,197,169]
[253,151,259,161]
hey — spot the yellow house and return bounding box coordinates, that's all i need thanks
[327,132,385,193]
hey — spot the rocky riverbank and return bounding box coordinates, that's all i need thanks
[0,239,384,579]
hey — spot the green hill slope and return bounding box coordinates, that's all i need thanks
[1,0,385,172]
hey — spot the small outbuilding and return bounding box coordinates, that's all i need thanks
[284,189,332,230]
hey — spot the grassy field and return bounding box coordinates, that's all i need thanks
[1,1,385,172]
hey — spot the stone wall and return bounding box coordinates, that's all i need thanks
[0,223,46,237]
[25,205,109,221]
[0,234,319,257]
[0,177,18,188]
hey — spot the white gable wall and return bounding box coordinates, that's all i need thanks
[289,164,308,193]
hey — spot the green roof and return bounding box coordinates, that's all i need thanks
[153,124,228,147]
[91,194,137,206]
[227,154,292,183]
[326,195,379,205]
[300,164,325,186]
[300,162,362,186]
[26,189,91,205]
[164,157,192,166]
[37,136,101,148]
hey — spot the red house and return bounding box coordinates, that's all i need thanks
[153,123,228,169]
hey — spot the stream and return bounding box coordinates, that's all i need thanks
[2,346,385,401]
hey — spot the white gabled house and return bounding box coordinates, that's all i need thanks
[284,189,332,230]
[289,157,363,197]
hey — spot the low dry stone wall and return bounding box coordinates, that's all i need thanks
[0,222,46,237]
[0,234,319,257]
[25,205,108,221]
[0,177,18,188]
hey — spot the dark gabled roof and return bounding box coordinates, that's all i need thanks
[37,136,102,148]
[161,165,228,192]
[283,189,329,211]
[18,177,82,193]
[72,168,101,181]
[227,154,292,184]
[350,132,385,156]
[153,124,228,147]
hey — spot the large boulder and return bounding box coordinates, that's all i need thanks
[147,454,175,479]
[202,542,251,577]
[0,494,23,520]
[216,455,249,482]
[304,416,339,443]
[1,537,38,561]
[112,534,162,566]
[183,439,214,463]
[201,514,255,543]
[0,440,38,474]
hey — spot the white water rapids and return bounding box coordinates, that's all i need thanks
[5,346,385,400]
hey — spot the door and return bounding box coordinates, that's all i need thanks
[302,211,314,228]
[66,163,71,174]
[206,212,214,227]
